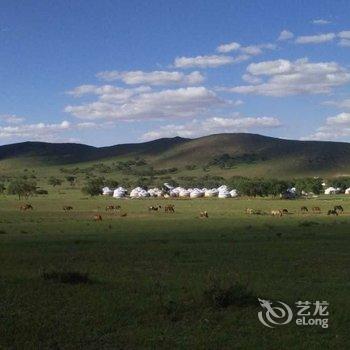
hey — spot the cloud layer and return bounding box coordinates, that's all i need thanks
[224,58,350,96]
[65,86,223,120]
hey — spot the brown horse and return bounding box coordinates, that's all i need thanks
[165,204,175,213]
[93,214,103,221]
[20,204,33,211]
[63,206,73,211]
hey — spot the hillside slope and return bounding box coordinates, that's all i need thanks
[1,133,350,177]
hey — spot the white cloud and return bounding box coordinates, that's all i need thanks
[0,114,25,124]
[216,42,241,53]
[338,39,350,47]
[141,115,281,140]
[242,74,262,84]
[65,86,224,121]
[295,33,336,44]
[96,70,205,85]
[0,121,70,140]
[173,55,238,68]
[224,58,350,96]
[312,19,331,25]
[302,112,350,141]
[338,31,350,39]
[326,112,350,125]
[322,98,350,109]
[278,30,294,41]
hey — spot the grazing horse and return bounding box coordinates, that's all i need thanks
[165,204,175,213]
[200,211,209,218]
[301,206,308,213]
[334,205,344,213]
[281,208,289,214]
[149,205,161,211]
[246,208,262,215]
[271,210,283,217]
[312,207,321,213]
[63,205,73,211]
[327,209,338,216]
[20,204,33,211]
[93,214,103,221]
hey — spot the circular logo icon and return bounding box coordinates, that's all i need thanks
[258,298,293,328]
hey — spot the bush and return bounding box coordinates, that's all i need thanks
[7,178,37,199]
[204,271,256,308]
[81,178,104,196]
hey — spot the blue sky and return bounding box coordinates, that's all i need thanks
[1,0,350,146]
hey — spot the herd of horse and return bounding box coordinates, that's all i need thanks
[246,205,344,217]
[18,202,345,220]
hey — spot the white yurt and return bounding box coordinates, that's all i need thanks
[218,190,231,198]
[148,188,163,197]
[324,187,337,195]
[345,188,350,194]
[102,187,113,196]
[113,187,127,198]
[205,188,218,197]
[170,188,180,197]
[230,189,238,198]
[179,189,190,198]
[190,188,204,198]
[130,187,146,198]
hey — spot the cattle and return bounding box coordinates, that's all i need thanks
[271,210,283,217]
[327,210,338,216]
[165,204,175,213]
[200,211,209,218]
[63,206,73,211]
[301,206,308,213]
[20,204,33,211]
[334,205,344,213]
[93,214,103,221]
[312,207,321,213]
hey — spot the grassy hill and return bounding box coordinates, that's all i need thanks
[1,133,350,178]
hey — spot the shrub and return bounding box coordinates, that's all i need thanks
[204,271,256,308]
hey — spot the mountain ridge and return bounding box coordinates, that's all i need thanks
[1,133,350,177]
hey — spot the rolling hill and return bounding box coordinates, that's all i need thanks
[1,133,350,178]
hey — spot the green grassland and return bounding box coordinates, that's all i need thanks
[1,191,350,349]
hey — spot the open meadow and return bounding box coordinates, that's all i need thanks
[1,192,350,349]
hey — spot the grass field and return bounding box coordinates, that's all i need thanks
[1,192,350,349]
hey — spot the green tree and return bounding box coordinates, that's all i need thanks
[48,176,62,187]
[82,178,104,196]
[7,179,37,199]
